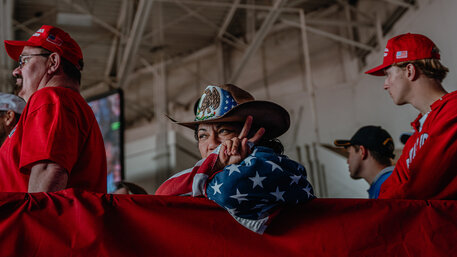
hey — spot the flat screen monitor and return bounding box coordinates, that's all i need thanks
[87,89,124,193]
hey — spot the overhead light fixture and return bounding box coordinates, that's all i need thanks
[57,12,92,26]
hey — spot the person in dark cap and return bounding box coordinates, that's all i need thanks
[335,126,395,199]
[0,25,106,193]
[0,93,25,145]
[156,84,315,233]
[366,33,457,199]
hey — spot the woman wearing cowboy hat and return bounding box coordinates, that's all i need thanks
[156,84,315,233]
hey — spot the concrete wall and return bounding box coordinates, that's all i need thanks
[124,0,457,197]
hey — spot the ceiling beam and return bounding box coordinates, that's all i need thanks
[306,18,373,28]
[13,9,57,31]
[154,0,299,13]
[229,0,288,83]
[336,0,373,21]
[12,20,34,34]
[117,0,154,88]
[61,0,123,38]
[143,6,204,41]
[104,0,129,79]
[217,0,241,39]
[281,18,375,51]
[171,0,245,47]
[141,6,249,50]
[380,0,415,8]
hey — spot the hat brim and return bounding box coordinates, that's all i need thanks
[334,140,351,147]
[364,62,390,76]
[4,40,40,61]
[172,100,290,139]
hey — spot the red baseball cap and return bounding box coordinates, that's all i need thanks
[4,25,83,70]
[365,33,440,76]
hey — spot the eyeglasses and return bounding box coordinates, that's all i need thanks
[18,53,51,68]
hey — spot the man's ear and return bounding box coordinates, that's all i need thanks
[405,63,419,81]
[4,110,16,127]
[47,53,61,74]
[359,145,369,160]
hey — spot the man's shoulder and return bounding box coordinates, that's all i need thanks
[440,90,457,105]
[429,91,457,118]
[33,86,79,98]
[29,87,83,107]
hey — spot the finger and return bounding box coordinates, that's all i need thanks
[240,138,249,157]
[248,127,265,144]
[224,140,233,156]
[238,115,253,139]
[231,138,240,155]
[219,144,228,163]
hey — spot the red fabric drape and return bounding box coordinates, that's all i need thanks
[0,189,455,256]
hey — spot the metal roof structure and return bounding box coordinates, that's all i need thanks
[0,0,414,127]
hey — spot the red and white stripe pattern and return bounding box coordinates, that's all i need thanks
[155,146,220,196]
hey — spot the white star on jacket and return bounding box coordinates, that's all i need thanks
[226,164,241,176]
[249,171,266,188]
[266,161,283,172]
[270,187,285,201]
[243,156,256,166]
[230,189,248,204]
[289,174,302,185]
[303,185,313,197]
[210,181,223,195]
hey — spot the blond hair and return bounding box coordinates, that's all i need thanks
[393,48,449,82]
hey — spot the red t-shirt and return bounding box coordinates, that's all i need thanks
[379,91,457,199]
[0,87,107,192]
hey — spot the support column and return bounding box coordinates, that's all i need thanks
[375,12,384,50]
[298,9,327,197]
[0,0,13,92]
[246,0,256,43]
[229,0,288,83]
[153,56,168,130]
[216,41,226,82]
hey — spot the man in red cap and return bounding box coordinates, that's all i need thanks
[1,25,107,192]
[366,33,457,199]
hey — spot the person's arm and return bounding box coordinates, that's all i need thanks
[28,161,68,192]
[380,99,457,199]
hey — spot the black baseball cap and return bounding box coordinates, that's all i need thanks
[334,126,395,158]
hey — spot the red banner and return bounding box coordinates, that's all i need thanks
[0,189,455,256]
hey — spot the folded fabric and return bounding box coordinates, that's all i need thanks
[156,146,315,233]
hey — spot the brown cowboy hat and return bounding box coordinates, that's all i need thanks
[169,84,290,139]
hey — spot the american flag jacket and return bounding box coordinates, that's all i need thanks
[156,145,315,233]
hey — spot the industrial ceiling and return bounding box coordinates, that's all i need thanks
[0,0,414,127]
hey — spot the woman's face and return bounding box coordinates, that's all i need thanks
[197,123,242,158]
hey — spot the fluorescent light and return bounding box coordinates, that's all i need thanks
[57,12,92,26]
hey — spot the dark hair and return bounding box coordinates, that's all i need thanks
[257,138,284,154]
[39,47,82,84]
[61,57,82,84]
[115,181,148,194]
[353,145,392,166]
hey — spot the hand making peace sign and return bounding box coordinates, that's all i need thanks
[216,116,265,169]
